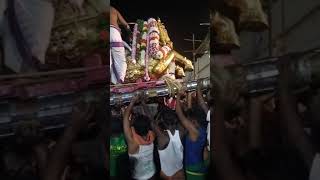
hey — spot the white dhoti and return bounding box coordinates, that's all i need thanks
[110,25,127,84]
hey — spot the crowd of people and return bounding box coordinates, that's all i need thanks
[0,101,107,180]
[110,84,211,180]
[210,59,320,180]
[110,57,320,180]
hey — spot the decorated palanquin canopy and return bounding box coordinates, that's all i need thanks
[124,18,194,83]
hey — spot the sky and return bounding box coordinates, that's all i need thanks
[111,0,209,59]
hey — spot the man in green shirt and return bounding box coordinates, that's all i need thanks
[110,114,130,179]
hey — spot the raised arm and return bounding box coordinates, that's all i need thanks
[44,102,94,180]
[176,89,199,141]
[197,81,209,114]
[33,144,48,179]
[187,92,193,110]
[123,95,139,143]
[212,66,246,180]
[277,58,315,169]
[213,98,246,180]
[141,96,153,121]
[150,113,166,141]
[116,9,129,29]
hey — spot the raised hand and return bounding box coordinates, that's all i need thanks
[70,100,95,132]
[177,87,187,98]
[131,94,140,104]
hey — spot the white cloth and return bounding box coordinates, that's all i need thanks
[207,110,210,151]
[3,0,54,72]
[309,153,320,180]
[129,143,156,180]
[158,130,183,176]
[16,0,54,64]
[110,26,127,84]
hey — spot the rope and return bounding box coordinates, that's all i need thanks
[161,76,182,97]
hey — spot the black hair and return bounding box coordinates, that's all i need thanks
[132,114,151,136]
[186,106,207,127]
[157,107,178,130]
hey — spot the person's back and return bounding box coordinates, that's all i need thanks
[153,107,185,179]
[129,143,155,180]
[110,6,129,30]
[158,129,184,178]
[110,7,119,29]
[176,91,208,180]
[184,126,207,172]
[123,97,156,180]
[128,114,156,180]
[109,6,129,84]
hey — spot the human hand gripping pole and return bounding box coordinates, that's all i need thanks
[123,93,141,145]
[211,65,246,180]
[44,101,94,180]
[176,87,199,142]
[277,56,316,169]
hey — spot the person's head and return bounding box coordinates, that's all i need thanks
[157,107,178,130]
[186,106,206,128]
[132,113,151,137]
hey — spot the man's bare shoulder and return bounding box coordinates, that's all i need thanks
[110,7,118,14]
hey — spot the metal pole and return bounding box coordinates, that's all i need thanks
[184,34,202,80]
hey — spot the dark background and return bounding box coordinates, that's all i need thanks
[111,0,209,59]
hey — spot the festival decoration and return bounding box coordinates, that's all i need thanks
[116,17,194,84]
[47,0,108,66]
[211,12,240,50]
[152,51,175,75]
[158,19,171,45]
[173,51,194,71]
[131,23,138,64]
[110,78,210,106]
[124,58,145,83]
[166,61,176,79]
[175,65,186,78]
[225,0,268,31]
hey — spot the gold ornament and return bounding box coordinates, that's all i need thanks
[148,58,161,79]
[152,51,175,75]
[225,0,268,31]
[158,18,172,46]
[211,12,240,49]
[173,51,194,71]
[175,65,186,78]
[124,60,145,82]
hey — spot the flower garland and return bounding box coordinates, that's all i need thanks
[148,18,160,59]
[131,23,138,64]
[139,21,148,67]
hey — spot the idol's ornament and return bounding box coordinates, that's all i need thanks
[114,18,194,84]
[211,12,240,50]
[224,0,268,31]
